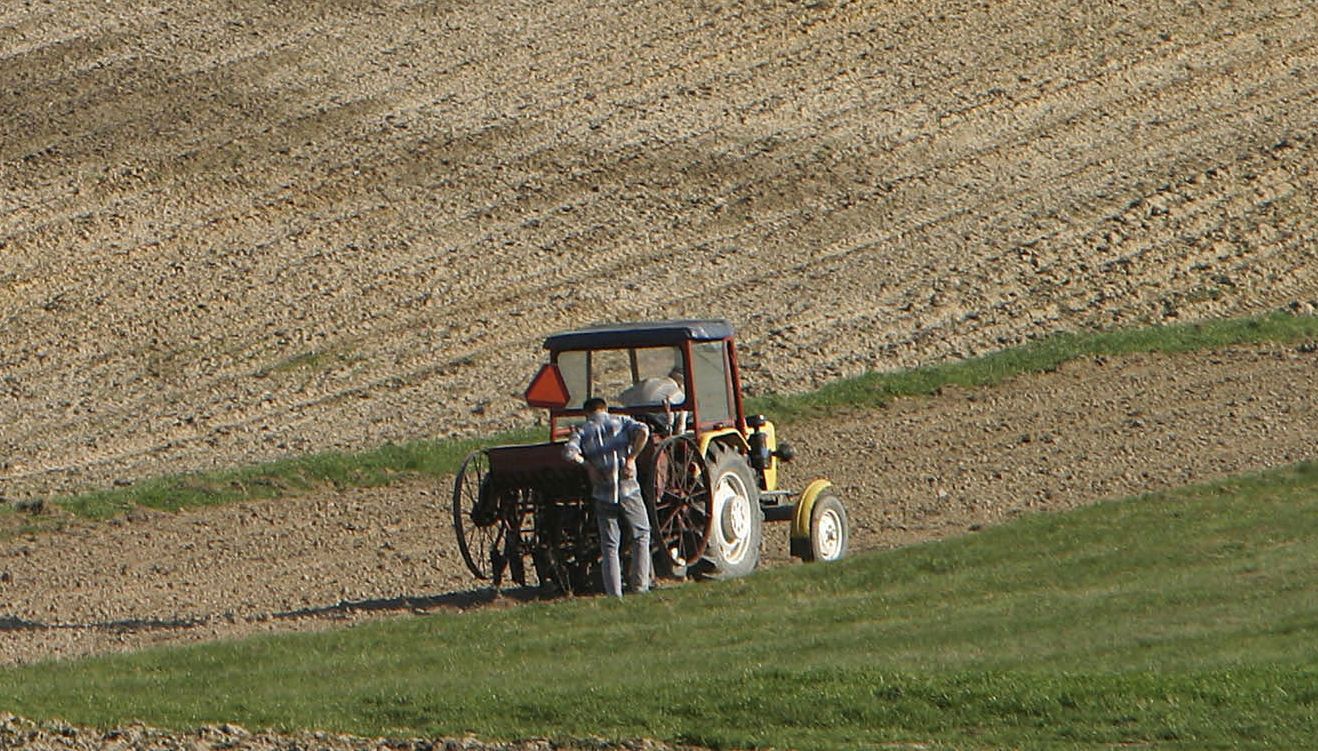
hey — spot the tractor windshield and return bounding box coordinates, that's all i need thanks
[555,346,686,409]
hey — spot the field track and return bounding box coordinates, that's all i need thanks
[2,0,1316,500]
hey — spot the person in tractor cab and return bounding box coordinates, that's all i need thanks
[618,366,687,435]
[562,397,652,596]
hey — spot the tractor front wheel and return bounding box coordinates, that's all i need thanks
[801,491,848,563]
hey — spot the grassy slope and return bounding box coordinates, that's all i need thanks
[4,462,1315,749]
[754,309,1318,420]
[4,311,1315,532]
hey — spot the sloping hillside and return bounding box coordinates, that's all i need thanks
[2,0,1316,498]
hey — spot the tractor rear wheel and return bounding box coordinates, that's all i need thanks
[698,444,763,579]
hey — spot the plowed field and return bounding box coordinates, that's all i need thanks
[2,0,1315,501]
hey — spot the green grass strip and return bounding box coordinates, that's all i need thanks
[4,461,1315,749]
[747,309,1318,420]
[39,429,539,522]
[10,311,1316,525]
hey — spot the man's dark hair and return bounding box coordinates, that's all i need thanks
[583,396,608,412]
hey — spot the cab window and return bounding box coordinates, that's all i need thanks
[692,341,733,425]
[554,346,684,409]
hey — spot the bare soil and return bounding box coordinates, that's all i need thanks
[0,714,691,751]
[1,0,1316,500]
[2,344,1312,667]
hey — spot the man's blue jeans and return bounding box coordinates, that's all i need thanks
[595,493,652,597]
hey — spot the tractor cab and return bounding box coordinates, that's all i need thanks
[525,319,743,441]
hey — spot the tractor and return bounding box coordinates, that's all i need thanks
[451,319,847,594]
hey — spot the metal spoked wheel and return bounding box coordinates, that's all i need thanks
[645,434,713,575]
[452,450,501,580]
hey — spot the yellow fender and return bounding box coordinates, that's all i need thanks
[696,424,781,492]
[696,427,749,457]
[791,479,834,541]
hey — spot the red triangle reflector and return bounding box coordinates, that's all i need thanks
[525,363,570,408]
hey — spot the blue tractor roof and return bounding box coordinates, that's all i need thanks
[543,319,735,351]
